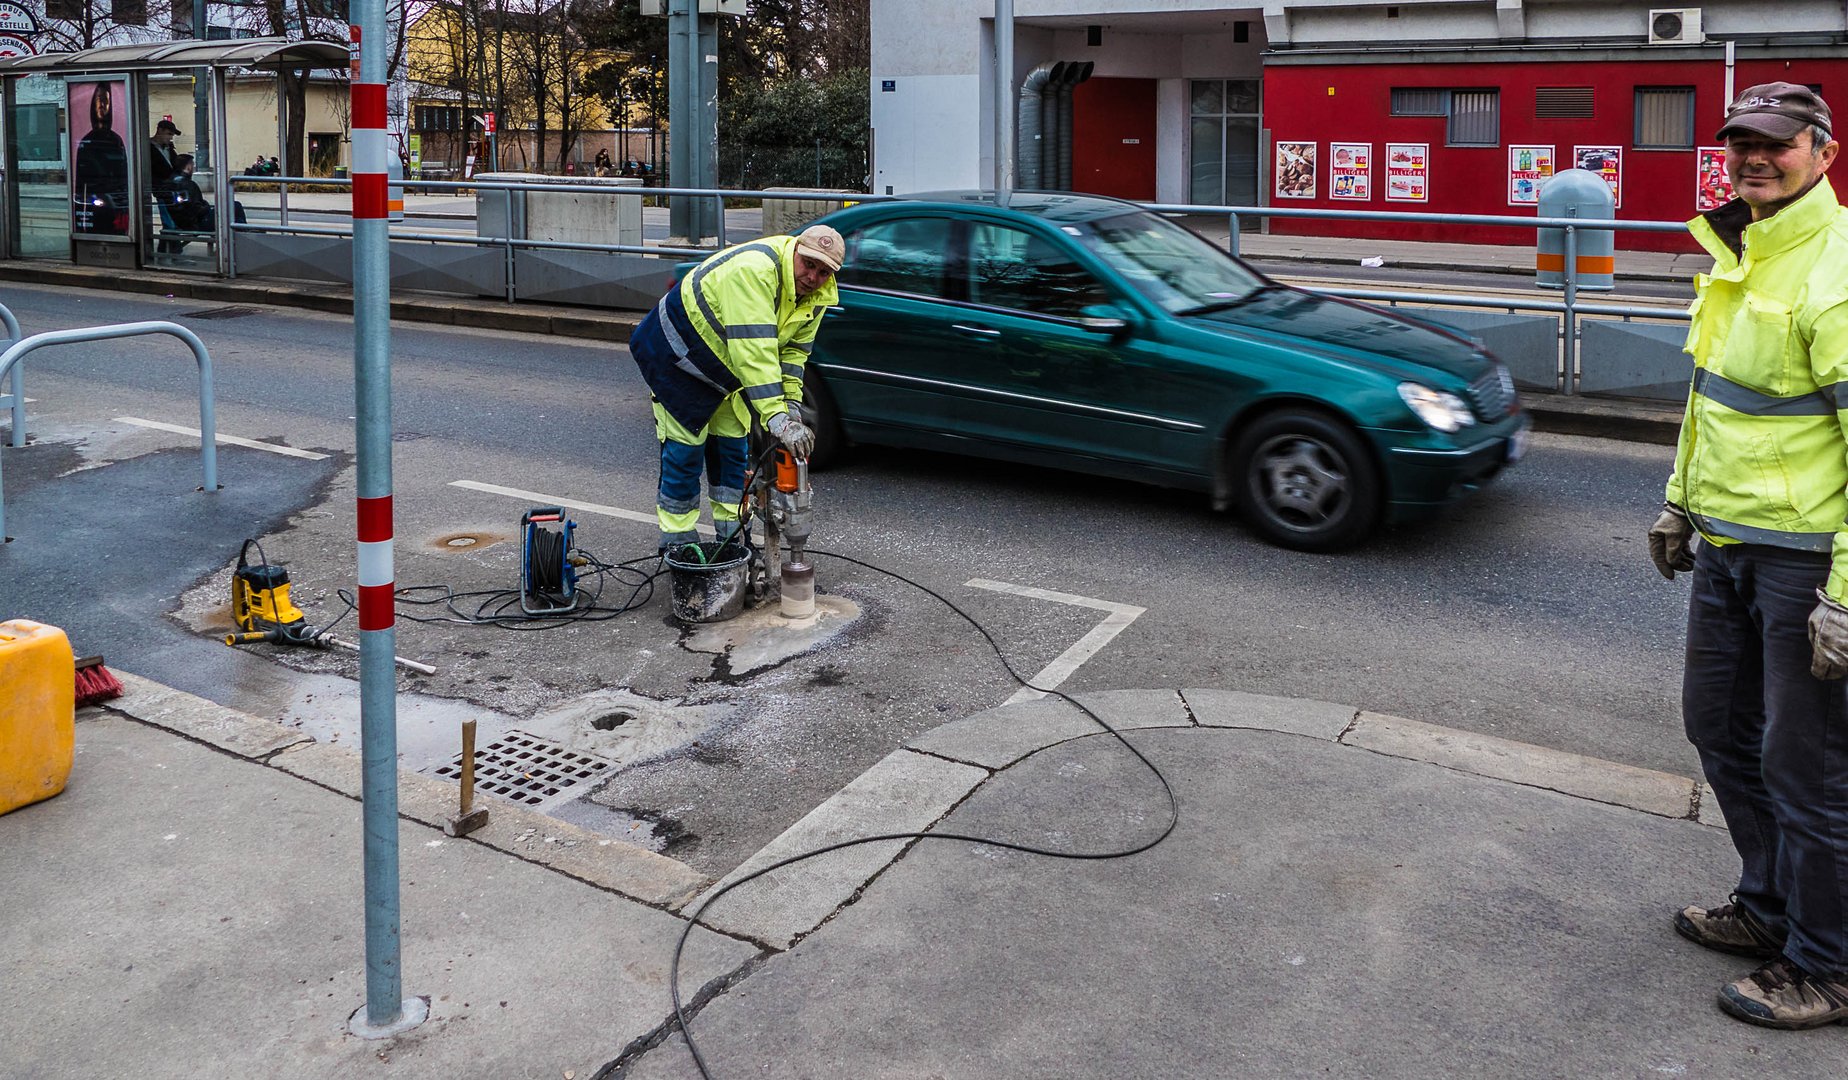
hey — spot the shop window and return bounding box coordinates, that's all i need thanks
[1536,87,1595,119]
[1635,87,1695,149]
[1448,90,1499,146]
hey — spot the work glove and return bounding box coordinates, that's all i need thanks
[766,410,815,459]
[1809,590,1848,680]
[1648,502,1697,580]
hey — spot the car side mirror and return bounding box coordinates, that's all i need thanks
[1078,303,1133,335]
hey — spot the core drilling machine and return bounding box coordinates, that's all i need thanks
[753,446,816,617]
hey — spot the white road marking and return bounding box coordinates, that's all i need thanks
[965,578,1146,704]
[448,480,665,529]
[115,416,330,460]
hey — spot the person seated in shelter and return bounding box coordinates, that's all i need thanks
[166,153,246,236]
[247,154,268,176]
[267,156,281,176]
[594,148,614,176]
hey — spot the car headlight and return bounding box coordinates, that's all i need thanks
[1398,382,1476,433]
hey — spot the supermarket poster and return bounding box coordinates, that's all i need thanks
[1384,142,1428,202]
[1507,144,1554,206]
[1330,142,1371,200]
[1696,147,1734,211]
[1573,145,1623,208]
[1274,141,1317,199]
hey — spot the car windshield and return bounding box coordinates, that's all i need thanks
[1076,211,1269,315]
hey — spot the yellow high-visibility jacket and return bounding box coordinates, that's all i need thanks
[1668,179,1848,601]
[678,233,838,421]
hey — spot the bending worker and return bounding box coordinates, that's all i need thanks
[628,223,844,554]
[1649,82,1848,1029]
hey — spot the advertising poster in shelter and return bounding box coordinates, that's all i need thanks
[1573,145,1623,208]
[1508,145,1554,206]
[1274,141,1317,199]
[69,79,129,237]
[1384,142,1428,202]
[1696,147,1734,211]
[1329,142,1371,200]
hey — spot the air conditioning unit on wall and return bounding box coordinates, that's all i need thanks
[1648,8,1703,44]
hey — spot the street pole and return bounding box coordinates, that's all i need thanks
[668,0,692,240]
[346,0,426,1040]
[996,0,1013,196]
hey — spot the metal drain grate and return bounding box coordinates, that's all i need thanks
[432,730,612,806]
[177,306,262,320]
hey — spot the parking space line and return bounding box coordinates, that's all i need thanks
[965,578,1146,704]
[116,416,330,460]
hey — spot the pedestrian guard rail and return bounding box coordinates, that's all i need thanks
[220,176,1695,401]
[0,302,22,448]
[0,321,217,542]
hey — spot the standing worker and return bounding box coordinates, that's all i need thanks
[1650,82,1848,1029]
[628,223,844,554]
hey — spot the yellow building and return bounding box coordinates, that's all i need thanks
[148,72,349,179]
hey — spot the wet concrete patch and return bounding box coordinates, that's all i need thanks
[517,687,732,767]
[681,595,863,677]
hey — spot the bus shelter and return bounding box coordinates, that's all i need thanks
[0,38,347,277]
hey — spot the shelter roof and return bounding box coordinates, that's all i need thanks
[0,37,349,75]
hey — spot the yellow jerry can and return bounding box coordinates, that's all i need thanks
[0,619,76,815]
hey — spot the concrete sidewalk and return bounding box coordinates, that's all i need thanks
[6,678,1838,1078]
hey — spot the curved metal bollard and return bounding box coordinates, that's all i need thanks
[0,303,21,448]
[0,320,217,542]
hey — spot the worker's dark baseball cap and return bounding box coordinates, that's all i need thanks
[156,118,181,134]
[1716,82,1831,141]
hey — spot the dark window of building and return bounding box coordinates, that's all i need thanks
[170,0,192,34]
[1535,87,1595,119]
[1635,87,1696,149]
[205,24,256,39]
[303,0,349,17]
[1448,90,1499,146]
[1190,79,1261,206]
[110,0,147,25]
[967,223,1109,318]
[414,105,463,132]
[1233,21,1249,43]
[44,0,82,19]
[1390,88,1446,116]
[837,217,954,298]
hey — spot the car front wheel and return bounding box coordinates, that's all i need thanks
[1231,410,1381,551]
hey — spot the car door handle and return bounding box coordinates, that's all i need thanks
[952,324,1000,337]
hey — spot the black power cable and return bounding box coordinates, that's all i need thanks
[663,547,1180,1080]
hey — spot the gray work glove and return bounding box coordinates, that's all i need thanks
[1809,590,1848,680]
[1648,502,1697,580]
[766,410,814,459]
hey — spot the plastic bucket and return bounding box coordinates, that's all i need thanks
[664,541,751,623]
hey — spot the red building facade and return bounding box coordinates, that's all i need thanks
[1260,55,1848,252]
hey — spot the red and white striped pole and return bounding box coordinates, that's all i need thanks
[346,0,424,1039]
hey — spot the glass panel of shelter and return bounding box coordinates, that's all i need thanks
[146,67,218,270]
[6,74,72,259]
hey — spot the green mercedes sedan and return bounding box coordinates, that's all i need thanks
[797,191,1529,551]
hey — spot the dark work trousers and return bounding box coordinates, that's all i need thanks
[1684,540,1848,979]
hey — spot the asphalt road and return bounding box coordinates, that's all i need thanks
[0,281,1690,879]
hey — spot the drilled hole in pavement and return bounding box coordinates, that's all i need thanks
[591,711,635,731]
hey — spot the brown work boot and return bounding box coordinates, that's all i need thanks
[1719,959,1848,1029]
[1675,897,1785,959]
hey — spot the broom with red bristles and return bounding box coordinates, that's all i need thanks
[74,654,124,707]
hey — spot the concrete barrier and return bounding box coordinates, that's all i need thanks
[762,188,860,237]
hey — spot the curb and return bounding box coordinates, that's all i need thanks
[690,687,1715,952]
[98,670,709,911]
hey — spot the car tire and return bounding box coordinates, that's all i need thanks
[1231,409,1381,552]
[800,372,848,471]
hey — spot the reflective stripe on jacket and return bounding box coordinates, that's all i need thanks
[680,233,835,418]
[1667,179,1848,601]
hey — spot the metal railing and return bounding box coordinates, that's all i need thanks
[0,302,22,448]
[215,177,1696,396]
[0,321,217,541]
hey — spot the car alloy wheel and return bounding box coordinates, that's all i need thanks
[1233,410,1380,551]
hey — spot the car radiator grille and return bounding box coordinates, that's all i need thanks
[1466,365,1518,420]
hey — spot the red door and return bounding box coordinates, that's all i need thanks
[1072,77,1157,200]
